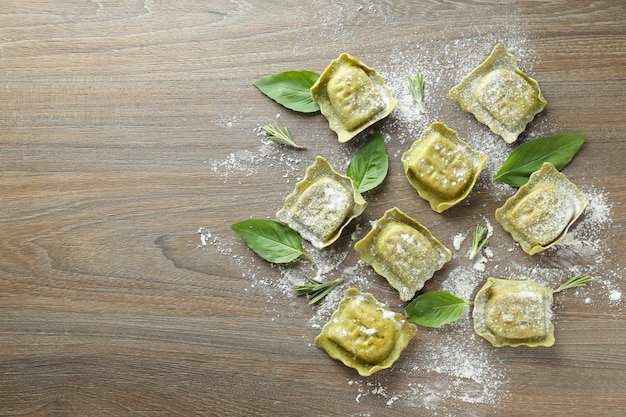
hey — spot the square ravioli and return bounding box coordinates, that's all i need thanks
[401,122,488,212]
[449,43,547,143]
[277,156,366,249]
[310,53,397,143]
[495,162,588,255]
[473,277,555,347]
[354,207,451,301]
[315,288,417,376]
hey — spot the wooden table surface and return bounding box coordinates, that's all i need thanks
[2,1,625,416]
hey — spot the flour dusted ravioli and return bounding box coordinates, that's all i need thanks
[354,208,451,301]
[450,43,547,143]
[496,162,588,255]
[473,277,555,347]
[310,53,397,143]
[402,122,488,212]
[315,288,417,376]
[277,156,366,249]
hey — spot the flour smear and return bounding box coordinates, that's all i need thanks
[200,3,622,416]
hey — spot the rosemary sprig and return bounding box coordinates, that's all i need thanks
[294,276,343,305]
[554,275,596,293]
[408,72,425,110]
[262,122,305,149]
[469,224,489,260]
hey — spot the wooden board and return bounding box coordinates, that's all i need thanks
[1,1,625,415]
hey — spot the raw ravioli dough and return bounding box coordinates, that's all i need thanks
[315,288,417,376]
[354,207,451,301]
[402,122,488,212]
[495,162,588,255]
[449,43,547,143]
[473,277,555,347]
[311,53,397,143]
[277,156,366,249]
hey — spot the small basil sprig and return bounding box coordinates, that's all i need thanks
[405,291,471,328]
[231,218,313,264]
[493,133,587,187]
[346,131,389,193]
[253,70,320,113]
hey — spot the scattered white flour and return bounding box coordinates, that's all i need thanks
[452,233,465,251]
[609,290,622,303]
[207,135,308,183]
[197,227,212,247]
[472,254,488,272]
[200,4,622,416]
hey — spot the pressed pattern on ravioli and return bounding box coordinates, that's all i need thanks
[402,122,488,212]
[354,207,451,301]
[315,288,417,376]
[449,43,547,144]
[310,53,397,143]
[276,156,366,249]
[495,162,588,255]
[473,277,555,347]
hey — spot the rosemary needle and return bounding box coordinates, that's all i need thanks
[294,276,343,305]
[469,224,489,260]
[262,122,305,149]
[408,72,425,110]
[554,275,596,293]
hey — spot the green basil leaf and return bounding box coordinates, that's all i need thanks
[231,218,313,264]
[253,70,320,113]
[493,133,587,187]
[346,131,389,192]
[404,291,469,328]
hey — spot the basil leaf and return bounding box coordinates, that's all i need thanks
[493,133,587,187]
[253,70,320,113]
[404,291,469,328]
[346,131,389,192]
[231,218,313,264]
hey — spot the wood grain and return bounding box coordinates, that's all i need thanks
[1,1,625,416]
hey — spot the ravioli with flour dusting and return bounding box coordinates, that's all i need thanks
[310,53,397,143]
[354,207,451,301]
[473,277,555,347]
[315,288,417,376]
[449,43,547,143]
[402,122,488,212]
[276,156,366,249]
[495,162,588,255]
